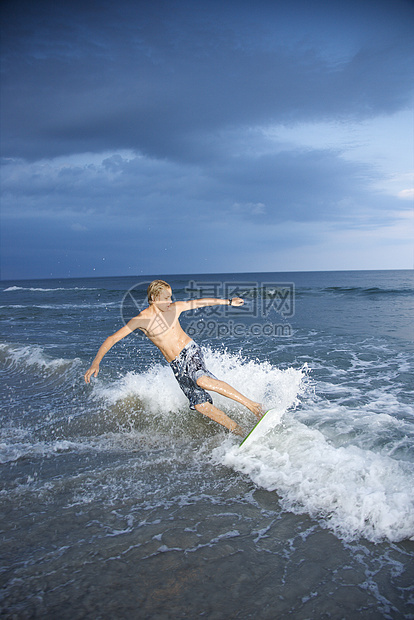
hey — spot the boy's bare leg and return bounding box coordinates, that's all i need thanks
[195,402,244,436]
[196,376,264,420]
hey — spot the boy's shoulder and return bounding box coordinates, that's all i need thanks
[137,305,154,318]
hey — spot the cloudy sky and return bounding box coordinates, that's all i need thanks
[1,0,413,280]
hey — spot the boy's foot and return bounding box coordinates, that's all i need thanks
[251,403,266,420]
[232,423,245,437]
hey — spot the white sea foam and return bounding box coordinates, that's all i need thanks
[93,363,188,414]
[91,347,306,419]
[215,416,414,543]
[203,348,306,413]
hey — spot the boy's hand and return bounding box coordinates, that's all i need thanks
[84,363,99,383]
[230,297,244,307]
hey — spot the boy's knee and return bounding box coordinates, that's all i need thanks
[196,375,212,389]
[194,401,205,411]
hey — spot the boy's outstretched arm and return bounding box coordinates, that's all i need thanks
[179,297,244,312]
[84,317,144,383]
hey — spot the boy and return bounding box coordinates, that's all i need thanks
[84,279,263,435]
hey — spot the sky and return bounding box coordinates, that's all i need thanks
[1,0,413,280]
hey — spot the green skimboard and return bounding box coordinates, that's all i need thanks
[240,408,284,449]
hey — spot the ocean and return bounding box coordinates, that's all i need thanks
[1,269,413,619]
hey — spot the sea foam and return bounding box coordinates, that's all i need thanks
[216,416,414,543]
[91,347,306,420]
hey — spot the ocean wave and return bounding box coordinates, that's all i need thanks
[0,342,82,374]
[229,283,414,300]
[216,416,414,543]
[0,302,120,310]
[0,304,25,309]
[2,286,100,292]
[317,285,413,297]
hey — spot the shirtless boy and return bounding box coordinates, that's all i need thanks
[84,279,263,436]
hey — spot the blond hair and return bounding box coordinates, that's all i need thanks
[147,279,171,303]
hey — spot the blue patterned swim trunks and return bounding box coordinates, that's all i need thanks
[170,341,217,409]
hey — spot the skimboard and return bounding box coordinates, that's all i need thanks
[240,408,284,449]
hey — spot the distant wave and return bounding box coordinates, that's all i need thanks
[0,302,120,310]
[293,285,414,298]
[3,286,99,292]
[323,285,414,296]
[237,284,413,300]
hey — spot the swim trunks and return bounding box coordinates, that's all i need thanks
[170,341,217,410]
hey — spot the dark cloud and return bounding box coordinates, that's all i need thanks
[1,0,413,161]
[0,143,392,229]
[1,0,413,278]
